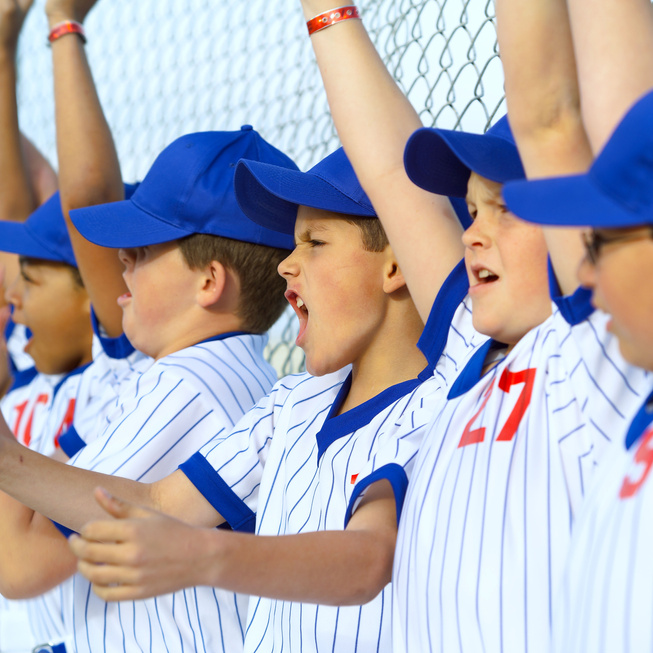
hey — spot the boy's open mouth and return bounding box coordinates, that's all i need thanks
[473,268,499,284]
[285,290,309,344]
[477,268,499,283]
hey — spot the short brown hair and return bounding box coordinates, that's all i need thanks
[177,234,290,333]
[344,217,389,252]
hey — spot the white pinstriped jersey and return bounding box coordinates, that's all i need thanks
[58,332,277,653]
[181,264,485,653]
[6,320,34,373]
[392,290,650,653]
[551,391,653,653]
[27,328,151,650]
[0,352,96,651]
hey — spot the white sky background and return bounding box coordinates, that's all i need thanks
[13,0,505,373]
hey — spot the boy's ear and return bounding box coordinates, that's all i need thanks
[382,252,407,295]
[197,260,227,308]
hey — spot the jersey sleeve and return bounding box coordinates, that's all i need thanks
[343,378,440,527]
[179,375,306,532]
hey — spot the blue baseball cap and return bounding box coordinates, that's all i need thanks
[233,146,376,235]
[70,128,297,250]
[0,183,139,267]
[0,191,75,266]
[403,115,525,198]
[503,90,653,228]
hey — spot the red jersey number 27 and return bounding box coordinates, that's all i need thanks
[458,367,537,448]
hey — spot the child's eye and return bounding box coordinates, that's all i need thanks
[20,270,34,283]
[309,239,325,247]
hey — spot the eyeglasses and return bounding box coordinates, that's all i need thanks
[582,227,653,265]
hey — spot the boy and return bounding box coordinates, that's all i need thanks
[494,0,653,650]
[276,3,651,651]
[0,144,479,653]
[0,127,297,653]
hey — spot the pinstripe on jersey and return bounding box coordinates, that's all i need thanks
[27,332,151,649]
[551,390,653,653]
[180,267,485,653]
[58,332,276,653]
[392,294,651,653]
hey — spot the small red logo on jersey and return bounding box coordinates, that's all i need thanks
[350,473,359,485]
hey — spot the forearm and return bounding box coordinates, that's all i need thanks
[567,0,653,152]
[205,528,394,606]
[496,0,590,294]
[300,1,463,320]
[0,41,36,221]
[48,7,127,335]
[0,431,155,532]
[0,490,76,599]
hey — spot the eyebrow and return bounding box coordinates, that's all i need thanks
[296,222,331,241]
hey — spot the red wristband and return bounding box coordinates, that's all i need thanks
[306,6,360,36]
[48,20,87,45]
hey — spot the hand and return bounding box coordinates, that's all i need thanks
[0,0,33,54]
[69,487,218,601]
[45,0,98,28]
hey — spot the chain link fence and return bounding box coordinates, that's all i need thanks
[15,0,504,376]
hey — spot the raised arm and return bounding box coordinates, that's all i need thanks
[21,133,58,205]
[45,0,126,336]
[299,1,463,321]
[0,0,40,222]
[495,0,591,293]
[567,0,653,152]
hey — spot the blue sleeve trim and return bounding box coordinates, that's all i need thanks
[418,259,469,368]
[91,307,136,359]
[52,520,76,538]
[179,452,256,533]
[58,425,87,458]
[7,366,38,392]
[344,463,409,528]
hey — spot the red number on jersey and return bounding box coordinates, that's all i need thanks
[619,428,653,499]
[54,398,76,448]
[11,399,30,440]
[495,367,537,442]
[16,393,49,447]
[458,380,495,447]
[458,367,537,448]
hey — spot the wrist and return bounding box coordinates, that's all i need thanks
[46,12,79,30]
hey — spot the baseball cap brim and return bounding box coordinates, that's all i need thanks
[70,198,195,248]
[504,172,653,229]
[234,158,376,235]
[404,126,525,198]
[0,220,69,263]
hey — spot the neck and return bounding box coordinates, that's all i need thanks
[338,299,426,415]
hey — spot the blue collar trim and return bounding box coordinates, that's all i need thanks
[316,370,428,461]
[625,389,653,450]
[7,365,38,392]
[52,361,92,399]
[91,308,136,359]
